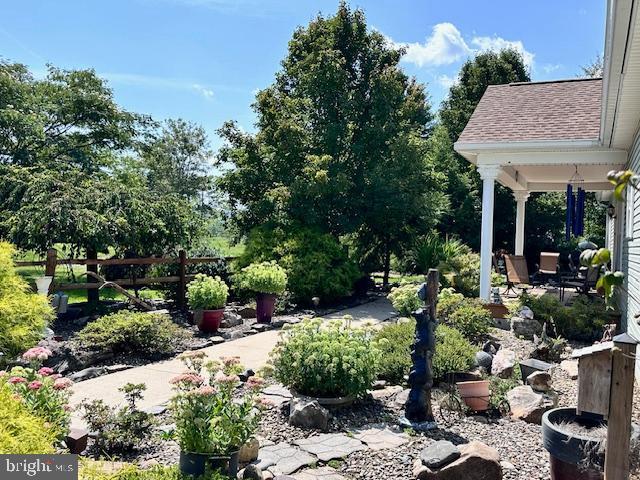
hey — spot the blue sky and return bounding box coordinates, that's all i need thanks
[1,0,605,148]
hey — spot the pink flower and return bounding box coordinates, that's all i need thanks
[170,372,204,386]
[214,371,240,387]
[0,370,7,377]
[63,404,73,412]
[22,347,52,362]
[53,378,73,390]
[8,376,26,384]
[246,376,265,391]
[221,356,241,367]
[50,374,61,380]
[194,385,216,396]
[38,367,54,376]
[28,380,43,390]
[257,397,274,409]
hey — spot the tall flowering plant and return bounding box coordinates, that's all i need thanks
[170,351,266,455]
[0,346,73,438]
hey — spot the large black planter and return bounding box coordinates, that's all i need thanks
[542,408,605,480]
[179,452,210,477]
[210,451,239,478]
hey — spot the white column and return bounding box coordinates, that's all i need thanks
[478,165,501,301]
[513,191,530,256]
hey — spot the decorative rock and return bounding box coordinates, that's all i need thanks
[506,385,556,424]
[294,433,365,461]
[272,316,301,328]
[482,341,500,355]
[273,477,295,480]
[210,336,226,344]
[105,364,132,373]
[252,323,270,332]
[370,385,403,400]
[242,464,264,480]
[65,427,88,454]
[475,351,493,370]
[238,306,257,319]
[239,437,260,463]
[420,440,460,469]
[520,306,534,319]
[256,443,316,475]
[229,330,245,340]
[69,366,106,382]
[239,369,256,382]
[143,404,167,415]
[394,388,411,407]
[526,371,552,392]
[491,349,515,378]
[372,380,387,390]
[413,441,502,480]
[289,397,330,431]
[351,425,408,451]
[560,359,579,380]
[294,467,346,480]
[511,316,542,340]
[222,312,243,328]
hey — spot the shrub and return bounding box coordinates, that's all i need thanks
[235,261,288,295]
[487,367,521,411]
[440,252,480,298]
[271,318,381,398]
[0,382,57,454]
[76,311,187,355]
[436,288,465,320]
[374,320,415,384]
[399,234,471,274]
[446,299,492,341]
[187,274,229,310]
[387,284,421,316]
[432,325,476,380]
[0,242,54,364]
[81,383,155,454]
[79,462,230,480]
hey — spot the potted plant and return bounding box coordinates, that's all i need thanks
[456,380,490,412]
[171,351,265,478]
[236,261,287,324]
[187,274,229,333]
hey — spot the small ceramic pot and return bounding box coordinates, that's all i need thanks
[197,308,224,333]
[456,380,490,411]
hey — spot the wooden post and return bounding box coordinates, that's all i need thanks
[45,248,57,295]
[177,249,187,309]
[86,247,99,305]
[604,333,637,480]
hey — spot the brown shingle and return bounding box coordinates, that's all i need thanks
[456,78,602,144]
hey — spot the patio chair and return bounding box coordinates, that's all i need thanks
[503,254,533,296]
[560,264,602,300]
[533,252,560,284]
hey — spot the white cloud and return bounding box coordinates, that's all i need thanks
[101,72,215,100]
[470,35,535,69]
[437,74,457,89]
[542,63,562,74]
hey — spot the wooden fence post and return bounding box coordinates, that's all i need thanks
[604,333,637,480]
[86,247,99,305]
[177,249,187,309]
[45,248,57,295]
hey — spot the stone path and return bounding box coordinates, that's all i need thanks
[294,467,347,480]
[294,434,366,461]
[69,298,396,426]
[351,425,409,451]
[256,443,316,475]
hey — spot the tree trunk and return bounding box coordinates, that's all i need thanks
[382,243,391,289]
[86,247,99,305]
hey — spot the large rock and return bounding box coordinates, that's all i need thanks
[222,311,243,328]
[413,441,502,480]
[519,306,534,320]
[420,441,460,469]
[560,359,579,380]
[289,397,330,431]
[511,316,542,340]
[526,371,552,392]
[506,386,556,424]
[237,306,257,319]
[241,465,264,480]
[491,349,515,378]
[239,437,260,463]
[475,351,493,371]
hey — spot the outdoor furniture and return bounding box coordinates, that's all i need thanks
[559,264,602,300]
[503,254,532,296]
[538,252,560,278]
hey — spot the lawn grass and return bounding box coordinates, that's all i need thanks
[208,236,245,257]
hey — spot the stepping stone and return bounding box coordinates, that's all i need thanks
[257,443,316,475]
[420,440,460,469]
[351,426,408,451]
[293,467,346,480]
[263,385,293,398]
[294,433,365,461]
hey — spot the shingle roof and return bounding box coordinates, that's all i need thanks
[456,78,602,144]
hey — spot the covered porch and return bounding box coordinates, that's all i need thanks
[454,78,626,300]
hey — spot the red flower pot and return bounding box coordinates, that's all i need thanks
[256,293,277,324]
[198,309,224,333]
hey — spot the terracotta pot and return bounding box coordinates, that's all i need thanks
[256,293,277,324]
[456,380,490,411]
[198,308,224,333]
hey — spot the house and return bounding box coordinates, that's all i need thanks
[454,0,640,349]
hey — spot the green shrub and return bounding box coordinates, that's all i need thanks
[235,261,288,295]
[388,284,421,316]
[440,252,480,297]
[76,311,187,355]
[0,242,54,364]
[374,320,415,384]
[443,299,491,341]
[80,462,230,480]
[487,366,521,411]
[395,234,471,274]
[271,318,381,398]
[432,325,476,380]
[0,382,57,454]
[436,288,465,320]
[187,274,229,310]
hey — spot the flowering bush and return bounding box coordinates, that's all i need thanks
[187,274,229,310]
[387,283,422,316]
[1,347,73,438]
[271,318,381,398]
[235,261,288,295]
[170,352,265,455]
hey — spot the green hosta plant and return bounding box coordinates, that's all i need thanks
[187,274,229,310]
[271,318,381,398]
[387,284,422,316]
[236,261,288,295]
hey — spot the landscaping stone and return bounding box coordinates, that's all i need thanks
[210,336,226,345]
[506,385,556,424]
[526,371,552,392]
[511,316,542,340]
[238,306,257,319]
[560,359,579,379]
[413,441,502,480]
[491,348,515,378]
[229,330,246,340]
[289,397,330,431]
[371,380,387,390]
[105,364,132,373]
[294,433,366,461]
[242,464,264,480]
[253,323,270,332]
[293,467,347,480]
[272,316,301,328]
[351,425,408,450]
[239,437,261,463]
[394,388,411,407]
[143,404,167,415]
[520,306,534,320]
[69,366,106,382]
[475,351,493,371]
[222,311,243,328]
[256,443,316,475]
[420,440,460,469]
[370,385,403,400]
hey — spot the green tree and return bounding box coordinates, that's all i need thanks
[218,3,445,285]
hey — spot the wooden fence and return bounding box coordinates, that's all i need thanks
[16,248,235,307]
